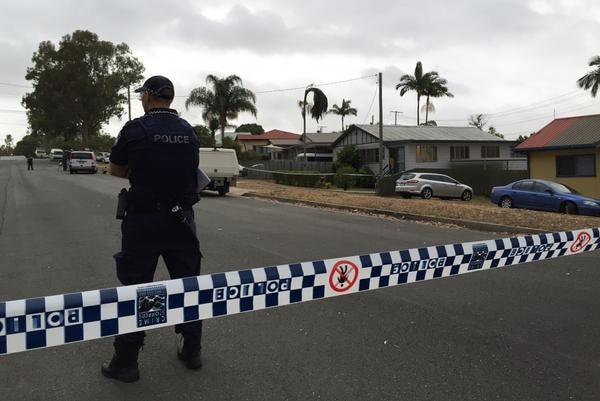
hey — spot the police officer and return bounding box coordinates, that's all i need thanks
[26,154,34,170]
[101,75,202,383]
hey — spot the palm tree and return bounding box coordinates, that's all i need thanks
[185,74,257,145]
[395,61,435,125]
[301,85,328,164]
[422,75,454,124]
[577,56,600,97]
[328,99,357,131]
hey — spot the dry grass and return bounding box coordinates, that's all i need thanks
[237,179,600,232]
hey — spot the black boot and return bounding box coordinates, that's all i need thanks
[177,333,202,370]
[101,340,141,382]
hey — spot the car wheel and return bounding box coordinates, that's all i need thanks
[218,188,227,196]
[561,201,578,215]
[461,190,473,201]
[499,196,513,208]
[421,187,433,199]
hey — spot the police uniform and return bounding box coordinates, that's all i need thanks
[102,76,202,382]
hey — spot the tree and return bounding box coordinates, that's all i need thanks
[235,123,264,135]
[488,126,504,139]
[395,61,437,125]
[577,55,600,97]
[301,86,328,164]
[335,145,361,169]
[3,134,14,155]
[22,30,144,147]
[328,99,357,131]
[13,135,41,156]
[422,75,453,124]
[185,74,257,143]
[193,125,214,147]
[516,133,533,144]
[468,114,488,130]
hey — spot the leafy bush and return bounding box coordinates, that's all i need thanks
[355,166,376,188]
[272,172,321,187]
[334,165,357,190]
[335,145,361,170]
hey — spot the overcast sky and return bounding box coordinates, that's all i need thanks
[1,0,599,143]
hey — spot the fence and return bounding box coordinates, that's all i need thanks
[244,160,334,179]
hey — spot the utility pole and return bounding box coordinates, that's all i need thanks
[127,85,132,121]
[390,110,403,126]
[378,72,383,178]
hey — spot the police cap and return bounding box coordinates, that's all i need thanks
[134,75,175,100]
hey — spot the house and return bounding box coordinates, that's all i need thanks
[516,114,600,197]
[235,129,300,153]
[282,132,344,161]
[332,124,525,174]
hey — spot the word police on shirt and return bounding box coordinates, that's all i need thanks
[153,134,191,144]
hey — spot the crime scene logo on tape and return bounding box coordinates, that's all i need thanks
[329,260,358,292]
[137,285,167,328]
[468,244,489,271]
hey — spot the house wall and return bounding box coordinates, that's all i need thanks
[403,142,517,170]
[237,140,269,152]
[529,148,600,197]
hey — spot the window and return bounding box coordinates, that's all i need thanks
[481,145,500,158]
[358,148,379,163]
[513,181,534,191]
[450,146,470,160]
[416,144,437,162]
[556,155,596,177]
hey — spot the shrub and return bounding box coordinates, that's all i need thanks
[334,165,357,190]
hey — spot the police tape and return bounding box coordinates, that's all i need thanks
[1,227,598,355]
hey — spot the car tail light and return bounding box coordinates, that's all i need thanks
[406,180,419,184]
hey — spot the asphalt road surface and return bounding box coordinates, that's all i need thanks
[1,159,599,401]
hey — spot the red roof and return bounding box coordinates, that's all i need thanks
[517,114,600,150]
[236,129,300,141]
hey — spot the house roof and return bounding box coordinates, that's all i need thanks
[268,139,302,146]
[235,129,300,141]
[303,132,344,144]
[336,124,507,145]
[516,114,600,151]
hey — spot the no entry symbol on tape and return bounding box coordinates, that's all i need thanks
[328,260,358,292]
[570,231,592,253]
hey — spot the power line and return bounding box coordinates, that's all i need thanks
[0,82,32,89]
[362,84,379,124]
[173,74,378,97]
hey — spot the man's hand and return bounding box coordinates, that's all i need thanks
[109,163,129,178]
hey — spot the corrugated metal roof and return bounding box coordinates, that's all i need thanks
[304,132,344,144]
[354,124,505,142]
[236,129,300,141]
[517,114,600,150]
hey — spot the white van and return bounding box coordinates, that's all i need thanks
[198,148,239,195]
[49,148,63,161]
[34,148,47,158]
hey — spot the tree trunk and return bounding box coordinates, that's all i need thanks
[425,95,430,124]
[416,95,420,126]
[341,115,344,131]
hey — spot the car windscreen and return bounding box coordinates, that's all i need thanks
[399,173,415,180]
[546,182,580,194]
[51,151,63,155]
[71,152,93,159]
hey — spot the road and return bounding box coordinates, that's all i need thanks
[1,159,599,401]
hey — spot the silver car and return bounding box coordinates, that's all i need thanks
[395,172,473,201]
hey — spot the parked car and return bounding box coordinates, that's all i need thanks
[68,151,97,174]
[96,152,110,163]
[198,148,239,195]
[49,148,63,161]
[490,179,600,216]
[395,172,473,201]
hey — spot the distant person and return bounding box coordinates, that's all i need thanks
[27,154,34,170]
[62,150,70,172]
[101,75,202,383]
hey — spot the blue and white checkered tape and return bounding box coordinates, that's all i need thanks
[1,227,598,355]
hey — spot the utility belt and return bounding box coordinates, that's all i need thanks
[116,188,193,220]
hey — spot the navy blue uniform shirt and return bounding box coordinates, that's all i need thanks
[110,108,199,204]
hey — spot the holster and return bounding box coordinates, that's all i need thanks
[116,188,129,220]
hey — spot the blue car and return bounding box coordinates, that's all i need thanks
[490,179,600,216]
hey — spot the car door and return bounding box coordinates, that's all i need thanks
[531,182,560,211]
[511,180,535,208]
[444,176,463,198]
[421,174,444,196]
